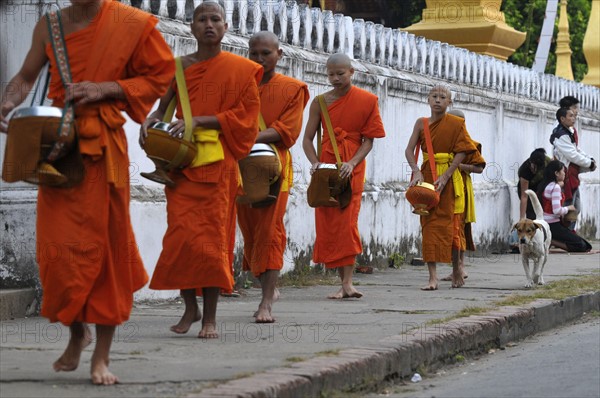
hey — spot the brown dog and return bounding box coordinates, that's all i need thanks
[512,190,551,288]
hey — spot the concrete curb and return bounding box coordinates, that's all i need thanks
[190,292,600,397]
[0,289,37,321]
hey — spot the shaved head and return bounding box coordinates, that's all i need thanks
[429,85,452,100]
[249,31,279,48]
[326,53,352,68]
[193,1,225,20]
[448,109,464,119]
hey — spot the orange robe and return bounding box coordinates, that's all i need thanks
[37,1,174,325]
[313,86,386,268]
[237,73,309,276]
[149,52,262,293]
[460,141,486,251]
[419,114,477,263]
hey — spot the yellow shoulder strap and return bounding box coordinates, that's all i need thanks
[317,95,342,168]
[166,57,194,169]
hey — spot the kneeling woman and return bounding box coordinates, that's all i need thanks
[538,160,592,252]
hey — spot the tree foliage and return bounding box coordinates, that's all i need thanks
[381,0,592,81]
[502,0,591,81]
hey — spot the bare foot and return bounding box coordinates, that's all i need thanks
[420,283,438,291]
[255,305,275,323]
[327,288,345,299]
[342,286,363,298]
[441,273,468,281]
[170,307,202,334]
[254,288,280,317]
[53,325,92,372]
[91,355,119,385]
[198,322,219,339]
[451,269,465,288]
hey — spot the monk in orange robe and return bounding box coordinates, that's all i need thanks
[143,2,262,338]
[302,53,386,299]
[0,0,174,385]
[236,31,309,323]
[405,86,478,290]
[439,110,486,283]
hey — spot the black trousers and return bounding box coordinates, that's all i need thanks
[549,221,592,252]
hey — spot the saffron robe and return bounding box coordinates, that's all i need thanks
[149,52,262,292]
[38,1,174,325]
[419,114,477,263]
[237,73,309,276]
[313,86,386,268]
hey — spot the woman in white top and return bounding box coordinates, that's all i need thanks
[538,160,591,252]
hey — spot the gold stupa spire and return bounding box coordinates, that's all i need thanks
[555,0,574,80]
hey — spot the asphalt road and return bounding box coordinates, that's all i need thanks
[372,316,600,398]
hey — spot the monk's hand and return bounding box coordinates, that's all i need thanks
[339,162,354,179]
[65,81,107,105]
[0,101,15,134]
[139,117,159,148]
[409,170,423,187]
[310,162,321,175]
[434,173,451,193]
[168,119,186,139]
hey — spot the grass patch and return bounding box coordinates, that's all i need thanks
[423,274,599,326]
[426,305,494,325]
[495,273,600,307]
[233,371,255,379]
[285,356,306,363]
[315,349,341,357]
[279,263,338,287]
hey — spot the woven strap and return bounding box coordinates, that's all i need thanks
[45,10,75,162]
[164,57,194,169]
[317,95,343,168]
[413,117,438,181]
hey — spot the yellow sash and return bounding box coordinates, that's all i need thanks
[423,152,465,214]
[190,128,224,167]
[164,58,224,168]
[258,113,289,192]
[464,173,476,223]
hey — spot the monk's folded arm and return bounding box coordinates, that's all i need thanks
[116,25,176,122]
[256,128,282,144]
[193,115,221,130]
[215,78,261,159]
[446,152,466,176]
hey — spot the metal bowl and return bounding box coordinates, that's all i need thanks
[248,143,276,157]
[149,121,171,133]
[317,163,338,170]
[12,106,63,118]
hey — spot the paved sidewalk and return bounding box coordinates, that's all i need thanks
[1,248,599,397]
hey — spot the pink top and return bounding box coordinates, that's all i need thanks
[543,182,568,224]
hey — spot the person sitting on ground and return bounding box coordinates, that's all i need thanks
[517,148,551,220]
[538,160,592,253]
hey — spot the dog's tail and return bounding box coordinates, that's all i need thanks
[525,189,544,221]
